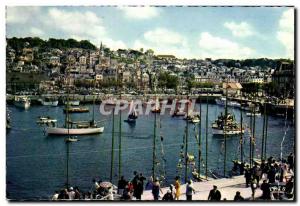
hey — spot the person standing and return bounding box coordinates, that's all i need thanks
[260,180,271,200]
[134,179,143,200]
[233,191,244,201]
[174,176,181,200]
[250,176,257,200]
[152,178,163,200]
[162,190,174,201]
[208,185,221,201]
[117,176,127,195]
[186,180,196,201]
[244,165,252,187]
[287,153,294,170]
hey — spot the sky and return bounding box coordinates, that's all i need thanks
[6,6,294,60]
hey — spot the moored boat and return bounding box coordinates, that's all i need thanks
[14,95,30,109]
[46,125,104,135]
[36,116,57,124]
[39,96,58,106]
[215,97,241,108]
[63,107,89,113]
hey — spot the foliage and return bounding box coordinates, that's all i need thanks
[157,72,179,90]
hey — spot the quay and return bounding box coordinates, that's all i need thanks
[141,175,263,200]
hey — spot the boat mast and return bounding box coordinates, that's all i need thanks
[240,102,243,163]
[224,79,228,177]
[261,102,266,161]
[185,99,189,183]
[110,108,115,182]
[65,65,71,188]
[118,67,123,179]
[198,97,202,175]
[152,77,157,179]
[205,92,208,179]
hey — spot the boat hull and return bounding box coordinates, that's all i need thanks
[46,127,104,135]
[64,100,80,106]
[41,100,58,106]
[14,101,30,109]
[212,128,244,135]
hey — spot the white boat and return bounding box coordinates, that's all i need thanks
[215,97,241,108]
[63,99,80,106]
[37,116,57,124]
[14,96,30,109]
[190,115,200,123]
[39,97,58,106]
[246,112,261,117]
[46,126,104,135]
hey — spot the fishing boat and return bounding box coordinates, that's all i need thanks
[14,95,30,109]
[39,96,58,106]
[36,116,57,124]
[63,106,89,113]
[215,97,241,108]
[212,113,244,135]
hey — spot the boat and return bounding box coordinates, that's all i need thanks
[45,70,104,136]
[36,116,57,124]
[63,107,89,113]
[39,96,58,106]
[63,97,80,106]
[65,136,79,142]
[6,111,11,130]
[124,108,138,124]
[47,124,104,135]
[14,95,30,109]
[215,97,241,108]
[246,112,261,117]
[211,113,244,135]
[172,101,187,117]
[190,115,200,123]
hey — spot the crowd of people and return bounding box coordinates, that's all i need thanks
[236,153,294,200]
[51,153,294,201]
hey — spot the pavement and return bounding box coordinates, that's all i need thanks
[141,175,263,201]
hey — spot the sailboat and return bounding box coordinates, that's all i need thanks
[46,71,104,136]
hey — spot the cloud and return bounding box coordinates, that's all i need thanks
[6,7,41,24]
[198,32,254,59]
[277,8,294,59]
[30,27,44,36]
[133,28,193,58]
[117,6,160,19]
[224,21,254,37]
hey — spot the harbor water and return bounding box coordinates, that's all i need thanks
[6,103,295,200]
